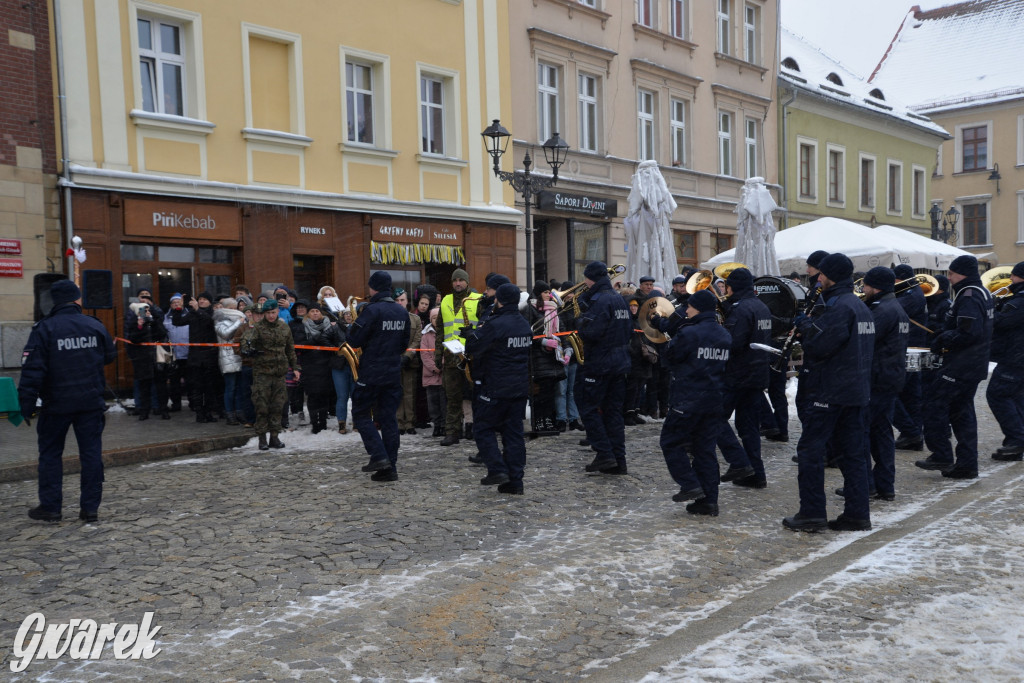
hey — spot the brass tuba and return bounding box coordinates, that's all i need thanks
[982,265,1014,296]
[338,295,364,380]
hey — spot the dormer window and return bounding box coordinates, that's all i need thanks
[782,57,799,71]
[869,88,885,100]
[826,72,843,86]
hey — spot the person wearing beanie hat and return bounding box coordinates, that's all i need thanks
[526,280,564,433]
[437,267,483,446]
[171,284,221,423]
[785,251,876,532]
[18,277,117,523]
[717,267,773,489]
[892,263,929,452]
[240,292,300,450]
[859,266,909,501]
[656,281,733,516]
[347,268,412,480]
[464,282,532,494]
[805,250,829,290]
[577,259,633,475]
[294,300,344,435]
[914,253,994,478]
[987,261,1024,460]
[475,273,511,326]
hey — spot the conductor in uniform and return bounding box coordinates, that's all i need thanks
[987,261,1024,460]
[348,271,412,482]
[466,282,532,494]
[577,261,633,475]
[916,255,993,478]
[657,289,732,516]
[784,253,875,532]
[19,280,117,523]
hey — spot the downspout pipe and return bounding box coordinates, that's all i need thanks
[52,0,73,276]
[779,87,797,230]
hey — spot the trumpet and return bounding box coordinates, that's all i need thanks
[551,264,626,319]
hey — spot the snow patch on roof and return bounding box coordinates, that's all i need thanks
[779,27,948,136]
[870,0,1024,111]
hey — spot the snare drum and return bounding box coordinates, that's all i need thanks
[905,347,928,372]
[754,276,807,340]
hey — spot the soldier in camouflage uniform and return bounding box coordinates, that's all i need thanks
[241,300,300,450]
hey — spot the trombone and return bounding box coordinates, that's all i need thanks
[544,263,627,364]
[338,296,364,380]
[895,273,941,296]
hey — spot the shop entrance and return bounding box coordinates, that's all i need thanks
[293,255,333,302]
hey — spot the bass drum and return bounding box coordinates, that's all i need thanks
[753,276,807,340]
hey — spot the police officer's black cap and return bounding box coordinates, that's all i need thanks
[368,270,392,291]
[725,267,754,291]
[672,275,687,285]
[496,283,521,306]
[949,255,979,277]
[863,266,895,293]
[893,264,915,281]
[583,261,608,280]
[806,250,829,269]
[817,253,854,283]
[486,273,511,290]
[689,289,718,313]
[50,279,80,307]
[1012,261,1024,279]
[934,274,949,292]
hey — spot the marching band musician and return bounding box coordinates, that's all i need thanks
[466,273,512,466]
[987,261,1024,461]
[716,267,773,489]
[892,264,929,452]
[783,253,875,532]
[577,261,633,475]
[795,251,829,426]
[914,255,993,479]
[658,289,733,516]
[465,283,533,495]
[348,271,411,483]
[849,267,909,502]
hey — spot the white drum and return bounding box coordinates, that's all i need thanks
[906,347,941,372]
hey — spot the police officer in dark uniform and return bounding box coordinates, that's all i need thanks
[466,282,532,494]
[988,261,1024,460]
[915,255,994,478]
[850,267,909,501]
[19,280,117,523]
[467,272,511,465]
[577,261,633,475]
[784,253,874,532]
[347,271,412,482]
[658,289,732,516]
[892,264,929,451]
[795,250,829,427]
[716,267,773,489]
[926,274,952,336]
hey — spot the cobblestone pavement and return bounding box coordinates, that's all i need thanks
[0,383,1013,681]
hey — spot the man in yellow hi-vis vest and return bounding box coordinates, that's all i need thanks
[436,268,482,446]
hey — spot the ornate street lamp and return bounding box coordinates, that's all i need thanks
[482,119,570,284]
[929,203,959,245]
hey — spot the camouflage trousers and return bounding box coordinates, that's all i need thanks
[252,372,286,434]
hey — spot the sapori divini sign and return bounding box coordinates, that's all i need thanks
[371,218,462,245]
[537,190,617,218]
[123,198,241,241]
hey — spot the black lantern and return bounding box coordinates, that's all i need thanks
[481,119,511,174]
[541,132,569,180]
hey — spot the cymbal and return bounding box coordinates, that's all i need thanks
[638,296,675,343]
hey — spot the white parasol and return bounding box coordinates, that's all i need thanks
[733,177,780,277]
[624,161,678,290]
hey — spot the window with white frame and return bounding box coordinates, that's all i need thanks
[961,201,988,245]
[743,3,760,64]
[345,62,374,144]
[1018,114,1024,167]
[538,63,560,144]
[798,138,817,200]
[717,0,731,54]
[827,145,845,205]
[912,166,926,216]
[638,89,655,161]
[718,110,733,176]
[860,153,876,210]
[671,99,686,168]
[1018,192,1024,244]
[420,75,445,154]
[138,16,186,116]
[578,73,599,153]
[887,161,903,214]
[637,0,655,28]
[579,0,598,7]
[744,117,758,177]
[670,0,688,40]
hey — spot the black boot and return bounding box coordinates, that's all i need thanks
[268,433,285,449]
[432,423,444,437]
[464,422,473,440]
[440,433,460,446]
[258,434,269,451]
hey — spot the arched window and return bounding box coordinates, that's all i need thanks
[826,72,844,86]
[869,88,885,100]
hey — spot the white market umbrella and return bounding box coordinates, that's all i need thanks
[733,177,780,277]
[624,160,678,290]
[872,225,984,271]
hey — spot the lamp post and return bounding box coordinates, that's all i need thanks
[481,119,569,285]
[929,203,960,244]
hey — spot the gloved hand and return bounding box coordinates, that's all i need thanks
[793,312,809,328]
[458,325,474,338]
[542,337,559,350]
[401,354,411,370]
[930,332,951,355]
[20,402,34,427]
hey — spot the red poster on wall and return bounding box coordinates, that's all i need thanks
[0,239,21,254]
[0,258,24,277]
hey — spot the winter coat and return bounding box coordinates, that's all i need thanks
[627,307,654,381]
[403,312,423,369]
[126,302,169,381]
[242,317,299,377]
[297,318,343,396]
[721,288,772,390]
[346,290,411,386]
[991,282,1024,369]
[164,307,190,360]
[795,280,874,407]
[576,276,631,376]
[866,293,910,394]
[18,303,117,416]
[171,304,218,366]
[214,307,246,374]
[926,293,952,346]
[664,310,732,415]
[420,324,443,387]
[930,276,993,383]
[465,302,532,399]
[524,300,565,381]
[896,286,928,347]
